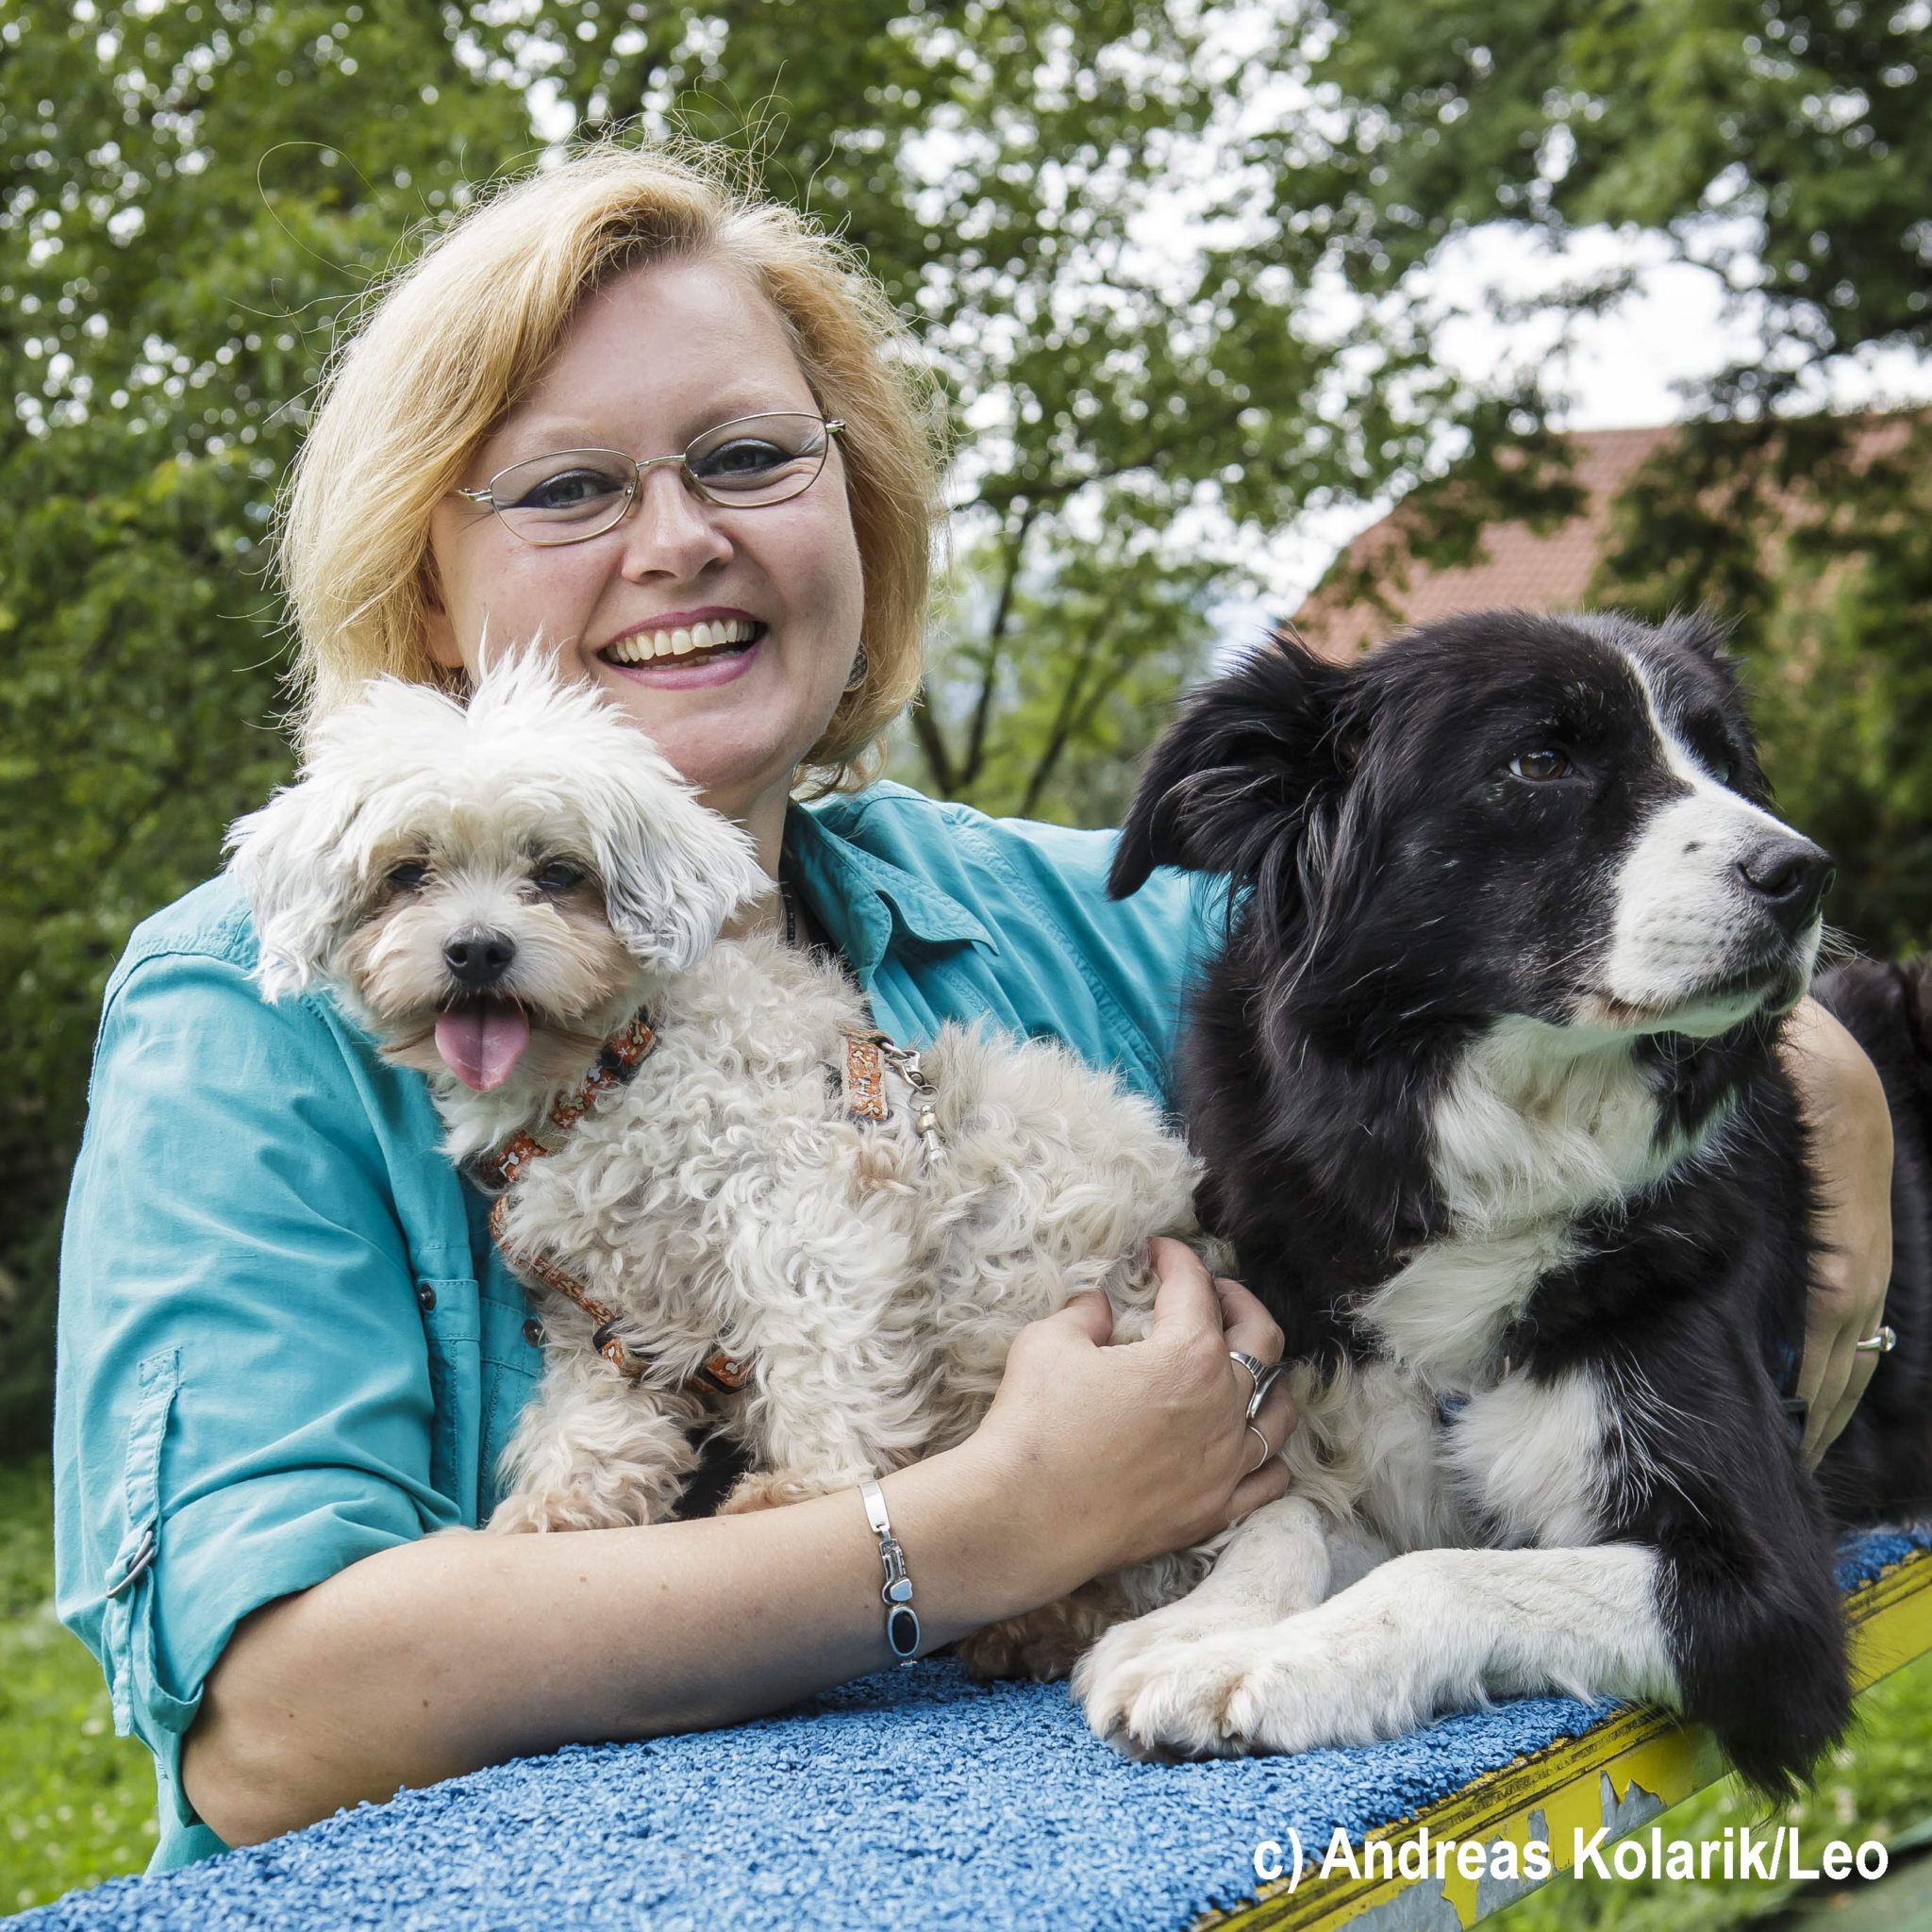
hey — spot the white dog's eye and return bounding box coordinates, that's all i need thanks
[1508,748,1572,782]
[534,858,588,892]
[388,859,429,889]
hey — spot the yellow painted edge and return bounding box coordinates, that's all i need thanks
[1191,1546,1932,1932]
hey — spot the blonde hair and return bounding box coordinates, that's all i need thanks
[277,140,944,789]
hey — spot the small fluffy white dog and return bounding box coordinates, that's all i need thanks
[226,655,1227,1676]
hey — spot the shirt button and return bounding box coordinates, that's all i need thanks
[416,1284,437,1312]
[523,1318,543,1347]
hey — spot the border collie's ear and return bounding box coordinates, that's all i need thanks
[1663,608,1735,667]
[1110,630,1356,898]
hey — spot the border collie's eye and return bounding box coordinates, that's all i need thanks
[1709,758,1735,786]
[1508,748,1571,782]
[388,859,429,889]
[535,858,587,892]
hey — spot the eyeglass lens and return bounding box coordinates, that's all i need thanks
[487,413,833,543]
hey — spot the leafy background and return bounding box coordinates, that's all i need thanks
[2,0,1927,1914]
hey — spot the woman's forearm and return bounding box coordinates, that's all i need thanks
[183,1437,1071,1848]
[182,1260,1300,1850]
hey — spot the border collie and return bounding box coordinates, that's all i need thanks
[1075,609,1929,1790]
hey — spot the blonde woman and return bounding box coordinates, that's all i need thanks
[54,141,1892,1869]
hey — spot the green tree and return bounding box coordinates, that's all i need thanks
[0,3,535,1450]
[1284,0,1932,950]
[3,0,1526,1446]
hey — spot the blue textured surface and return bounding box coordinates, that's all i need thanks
[22,1530,1928,1932]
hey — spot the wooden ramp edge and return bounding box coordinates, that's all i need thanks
[1191,1546,1932,1932]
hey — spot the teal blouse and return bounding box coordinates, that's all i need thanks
[53,782,1215,1871]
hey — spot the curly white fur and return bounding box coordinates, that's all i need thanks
[225,656,1226,1678]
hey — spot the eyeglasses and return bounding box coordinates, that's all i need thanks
[452,412,846,547]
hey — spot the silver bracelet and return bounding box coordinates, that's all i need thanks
[858,1476,921,1665]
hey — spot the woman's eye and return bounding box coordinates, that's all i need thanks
[534,859,586,891]
[693,437,788,480]
[510,467,626,512]
[1508,748,1572,782]
[388,859,429,889]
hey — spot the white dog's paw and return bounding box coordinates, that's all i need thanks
[714,1469,846,1515]
[1078,1622,1396,1760]
[487,1479,662,1534]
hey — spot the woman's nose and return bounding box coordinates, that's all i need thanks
[615,462,733,579]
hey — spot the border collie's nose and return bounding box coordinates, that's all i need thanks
[444,929,517,987]
[1736,839,1834,938]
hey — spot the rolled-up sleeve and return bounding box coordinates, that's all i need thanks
[54,938,458,1839]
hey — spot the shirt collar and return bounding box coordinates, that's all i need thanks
[783,800,995,989]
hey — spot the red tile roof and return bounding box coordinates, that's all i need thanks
[1289,418,1914,658]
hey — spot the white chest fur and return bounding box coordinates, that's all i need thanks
[1287,1356,1614,1556]
[1358,1016,1681,1379]
[1316,1015,1689,1552]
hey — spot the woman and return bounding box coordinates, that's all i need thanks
[54,141,1892,1870]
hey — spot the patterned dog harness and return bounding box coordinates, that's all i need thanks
[478,1014,752,1398]
[478,1009,943,1396]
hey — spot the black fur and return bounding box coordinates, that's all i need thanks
[1114,610,1931,1791]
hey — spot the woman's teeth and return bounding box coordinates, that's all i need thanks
[603,618,759,664]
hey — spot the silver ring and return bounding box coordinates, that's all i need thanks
[1244,1361,1287,1424]
[1244,1423,1272,1474]
[1228,1350,1266,1401]
[1854,1324,1898,1355]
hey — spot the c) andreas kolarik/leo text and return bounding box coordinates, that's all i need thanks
[1252,1823,1891,1890]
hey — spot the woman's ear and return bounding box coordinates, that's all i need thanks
[423,579,466,673]
[1109,630,1358,898]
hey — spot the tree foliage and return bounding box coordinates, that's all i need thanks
[1,0,1512,1447]
[1291,0,1932,951]
[16,0,1921,1447]
[1,3,533,1448]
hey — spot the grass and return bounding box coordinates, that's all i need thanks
[0,1457,158,1913]
[1,1452,1927,1922]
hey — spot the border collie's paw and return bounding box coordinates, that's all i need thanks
[1079,1621,1400,1758]
[488,1487,618,1533]
[1074,1604,1289,1757]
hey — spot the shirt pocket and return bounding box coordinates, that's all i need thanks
[479,1286,545,1522]
[416,1275,482,1521]
[102,1347,196,1749]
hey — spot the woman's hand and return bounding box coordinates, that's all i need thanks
[971,1237,1296,1584]
[1783,997,1894,1466]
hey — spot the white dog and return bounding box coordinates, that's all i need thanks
[225,655,1229,1677]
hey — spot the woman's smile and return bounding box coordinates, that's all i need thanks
[597,606,766,685]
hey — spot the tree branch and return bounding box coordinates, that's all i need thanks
[1018,607,1111,817]
[958,505,1037,790]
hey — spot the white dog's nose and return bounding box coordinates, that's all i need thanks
[444,928,517,988]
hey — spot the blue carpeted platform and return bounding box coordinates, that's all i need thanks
[19,1530,1928,1932]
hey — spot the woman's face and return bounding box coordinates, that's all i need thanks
[425,256,866,859]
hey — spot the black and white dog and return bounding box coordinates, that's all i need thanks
[1075,609,1930,1790]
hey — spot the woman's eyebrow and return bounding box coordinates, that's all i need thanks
[496,398,819,456]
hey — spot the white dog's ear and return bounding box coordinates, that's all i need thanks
[578,762,773,973]
[225,770,370,1001]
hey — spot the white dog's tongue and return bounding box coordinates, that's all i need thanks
[435,1002,531,1091]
